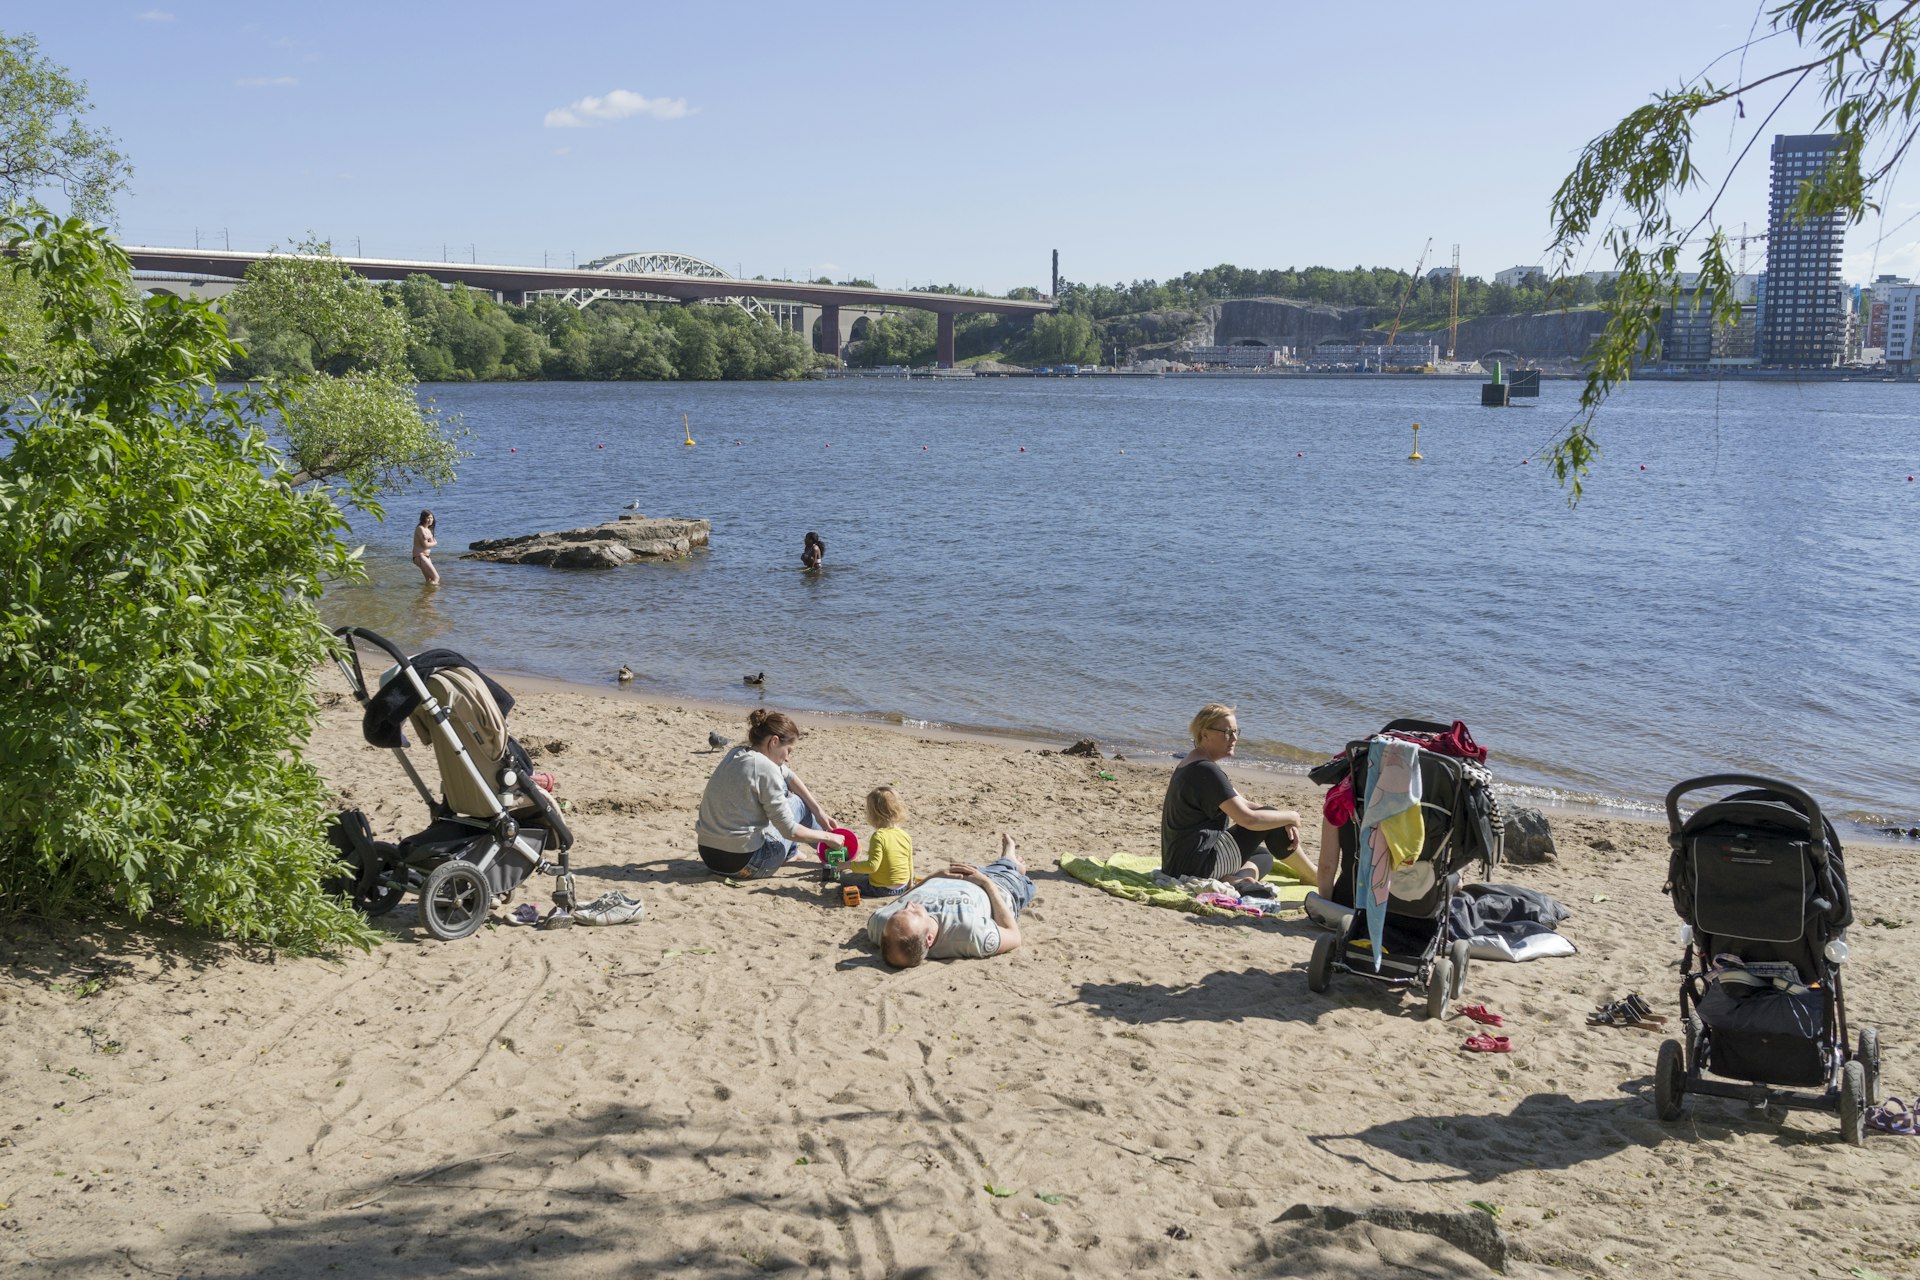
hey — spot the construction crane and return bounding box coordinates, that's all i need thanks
[1447,244,1462,361]
[1387,237,1432,346]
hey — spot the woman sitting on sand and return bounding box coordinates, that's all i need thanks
[695,709,844,878]
[1161,703,1314,894]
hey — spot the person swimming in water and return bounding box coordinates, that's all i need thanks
[801,530,826,571]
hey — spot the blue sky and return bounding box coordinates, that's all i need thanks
[14,1,1920,291]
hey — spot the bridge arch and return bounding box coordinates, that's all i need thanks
[1479,347,1520,368]
[546,251,784,322]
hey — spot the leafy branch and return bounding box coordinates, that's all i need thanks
[1547,0,1920,501]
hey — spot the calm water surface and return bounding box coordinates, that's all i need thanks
[322,376,1920,831]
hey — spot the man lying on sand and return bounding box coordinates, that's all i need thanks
[868,835,1034,967]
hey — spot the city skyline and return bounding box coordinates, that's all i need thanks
[13,2,1920,294]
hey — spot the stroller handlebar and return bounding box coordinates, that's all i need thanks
[332,626,411,668]
[1665,773,1829,863]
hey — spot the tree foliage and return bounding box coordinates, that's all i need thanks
[225,242,463,491]
[0,210,375,952]
[1548,0,1920,498]
[378,284,816,382]
[0,30,130,221]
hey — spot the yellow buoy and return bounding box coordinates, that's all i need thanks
[683,413,696,447]
[1408,421,1423,462]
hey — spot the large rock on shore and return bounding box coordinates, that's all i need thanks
[1503,806,1558,864]
[462,515,710,569]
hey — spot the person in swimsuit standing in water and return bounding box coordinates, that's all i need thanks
[412,510,440,585]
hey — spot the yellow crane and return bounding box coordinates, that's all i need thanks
[1387,238,1432,346]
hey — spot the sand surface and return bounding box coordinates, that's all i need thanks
[3,679,1917,1279]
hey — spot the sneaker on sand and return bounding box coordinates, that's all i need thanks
[574,891,645,927]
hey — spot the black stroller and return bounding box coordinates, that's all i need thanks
[325,627,577,941]
[1656,774,1879,1143]
[1305,719,1503,1019]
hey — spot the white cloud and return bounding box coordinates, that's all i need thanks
[137,9,175,21]
[236,75,298,89]
[544,89,693,128]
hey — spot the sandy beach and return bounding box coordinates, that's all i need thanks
[2,677,1916,1279]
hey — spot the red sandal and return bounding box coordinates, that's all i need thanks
[1457,1004,1504,1027]
[1461,1033,1512,1053]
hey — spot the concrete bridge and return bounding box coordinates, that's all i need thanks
[121,246,1054,367]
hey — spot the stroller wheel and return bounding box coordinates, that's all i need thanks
[1839,1059,1867,1146]
[419,861,491,941]
[1307,934,1335,993]
[1448,938,1471,1000]
[1858,1028,1881,1106]
[1655,1038,1687,1121]
[1425,955,1453,1021]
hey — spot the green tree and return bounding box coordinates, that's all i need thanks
[1549,0,1920,497]
[0,31,130,220]
[225,242,462,490]
[0,209,375,952]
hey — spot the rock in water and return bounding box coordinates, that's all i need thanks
[463,516,710,569]
[1503,806,1557,863]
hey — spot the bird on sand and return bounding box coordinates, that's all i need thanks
[742,671,765,686]
[617,664,634,684]
[707,730,730,751]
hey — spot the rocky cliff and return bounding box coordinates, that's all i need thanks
[1128,297,1613,363]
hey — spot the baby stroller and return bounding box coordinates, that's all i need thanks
[1305,718,1503,1019]
[325,626,577,941]
[1656,774,1878,1144]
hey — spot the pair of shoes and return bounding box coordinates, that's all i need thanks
[502,902,541,927]
[538,906,573,930]
[1867,1098,1918,1135]
[1457,1004,1504,1027]
[1461,1033,1512,1053]
[1587,996,1666,1028]
[574,891,645,927]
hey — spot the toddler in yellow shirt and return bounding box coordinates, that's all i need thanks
[843,786,913,897]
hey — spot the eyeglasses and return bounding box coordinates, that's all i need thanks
[1211,726,1240,739]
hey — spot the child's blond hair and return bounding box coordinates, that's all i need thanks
[865,785,908,827]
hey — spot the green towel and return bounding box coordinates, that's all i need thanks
[1061,852,1310,918]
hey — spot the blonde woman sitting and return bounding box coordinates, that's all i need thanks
[1160,702,1315,895]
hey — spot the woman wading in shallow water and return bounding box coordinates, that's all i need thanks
[412,510,440,585]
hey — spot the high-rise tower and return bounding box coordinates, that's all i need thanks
[1758,133,1847,367]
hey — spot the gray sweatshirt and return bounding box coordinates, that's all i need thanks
[694,746,797,853]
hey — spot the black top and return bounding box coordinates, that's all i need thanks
[1161,758,1236,871]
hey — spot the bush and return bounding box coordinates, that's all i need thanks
[0,210,376,952]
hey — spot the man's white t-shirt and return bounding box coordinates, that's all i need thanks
[867,879,1000,958]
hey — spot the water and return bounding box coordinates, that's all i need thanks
[321,375,1920,832]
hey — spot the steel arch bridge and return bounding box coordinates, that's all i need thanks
[547,251,779,318]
